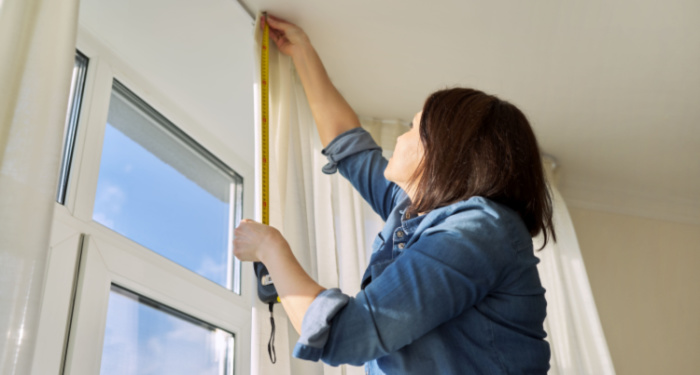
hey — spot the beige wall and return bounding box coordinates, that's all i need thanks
[569,207,700,375]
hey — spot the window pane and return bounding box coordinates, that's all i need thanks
[100,285,234,375]
[93,81,243,290]
[57,51,88,204]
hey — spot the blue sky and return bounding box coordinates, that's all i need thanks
[93,123,233,287]
[100,288,233,375]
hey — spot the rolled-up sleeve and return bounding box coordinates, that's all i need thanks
[293,288,350,361]
[321,127,402,221]
[321,127,381,174]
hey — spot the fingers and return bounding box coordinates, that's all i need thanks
[265,14,290,30]
[269,29,284,43]
[260,14,286,43]
[262,14,285,34]
[236,219,252,233]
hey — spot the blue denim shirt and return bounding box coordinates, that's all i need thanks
[293,128,550,374]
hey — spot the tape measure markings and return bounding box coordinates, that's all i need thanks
[261,16,270,226]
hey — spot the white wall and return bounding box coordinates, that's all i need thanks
[569,206,700,375]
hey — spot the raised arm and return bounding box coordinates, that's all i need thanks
[266,15,360,147]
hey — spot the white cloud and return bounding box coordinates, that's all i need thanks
[195,256,227,284]
[93,182,127,228]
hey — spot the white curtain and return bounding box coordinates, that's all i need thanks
[0,0,80,374]
[536,159,616,375]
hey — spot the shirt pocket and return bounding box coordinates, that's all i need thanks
[370,259,394,281]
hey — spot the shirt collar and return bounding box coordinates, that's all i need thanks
[399,207,426,234]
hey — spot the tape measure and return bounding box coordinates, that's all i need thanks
[261,13,270,226]
[256,14,279,307]
[257,16,279,363]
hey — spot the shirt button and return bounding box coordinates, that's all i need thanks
[405,212,411,219]
[396,230,404,238]
[397,243,405,249]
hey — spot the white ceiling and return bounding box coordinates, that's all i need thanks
[79,0,700,224]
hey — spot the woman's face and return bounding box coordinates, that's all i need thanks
[384,111,424,194]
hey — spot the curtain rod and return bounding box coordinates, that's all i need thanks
[234,0,255,21]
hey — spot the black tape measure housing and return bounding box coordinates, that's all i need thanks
[254,262,279,304]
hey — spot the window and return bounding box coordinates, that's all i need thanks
[52,79,250,375]
[100,285,234,375]
[57,51,89,204]
[36,17,253,375]
[93,81,243,292]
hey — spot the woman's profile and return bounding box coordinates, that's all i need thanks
[233,14,554,374]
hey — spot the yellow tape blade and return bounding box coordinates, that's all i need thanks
[261,17,270,226]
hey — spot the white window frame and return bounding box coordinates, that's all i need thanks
[57,51,89,204]
[32,27,254,375]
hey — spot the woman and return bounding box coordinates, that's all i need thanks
[234,15,554,374]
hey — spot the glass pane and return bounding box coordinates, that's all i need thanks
[100,285,234,375]
[93,81,242,290]
[57,51,88,204]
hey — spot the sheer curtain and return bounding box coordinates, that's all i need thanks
[536,158,616,375]
[0,0,80,374]
[253,22,613,375]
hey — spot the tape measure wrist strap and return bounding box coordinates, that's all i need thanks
[268,302,276,363]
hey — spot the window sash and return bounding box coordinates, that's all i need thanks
[94,80,244,293]
[62,234,251,375]
[101,284,235,375]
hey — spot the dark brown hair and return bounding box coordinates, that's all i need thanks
[407,88,556,247]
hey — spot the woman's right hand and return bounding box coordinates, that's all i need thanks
[262,13,361,147]
[264,15,310,57]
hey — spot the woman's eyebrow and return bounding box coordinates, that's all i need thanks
[409,121,414,129]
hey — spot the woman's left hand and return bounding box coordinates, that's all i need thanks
[233,219,287,263]
[234,219,325,334]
